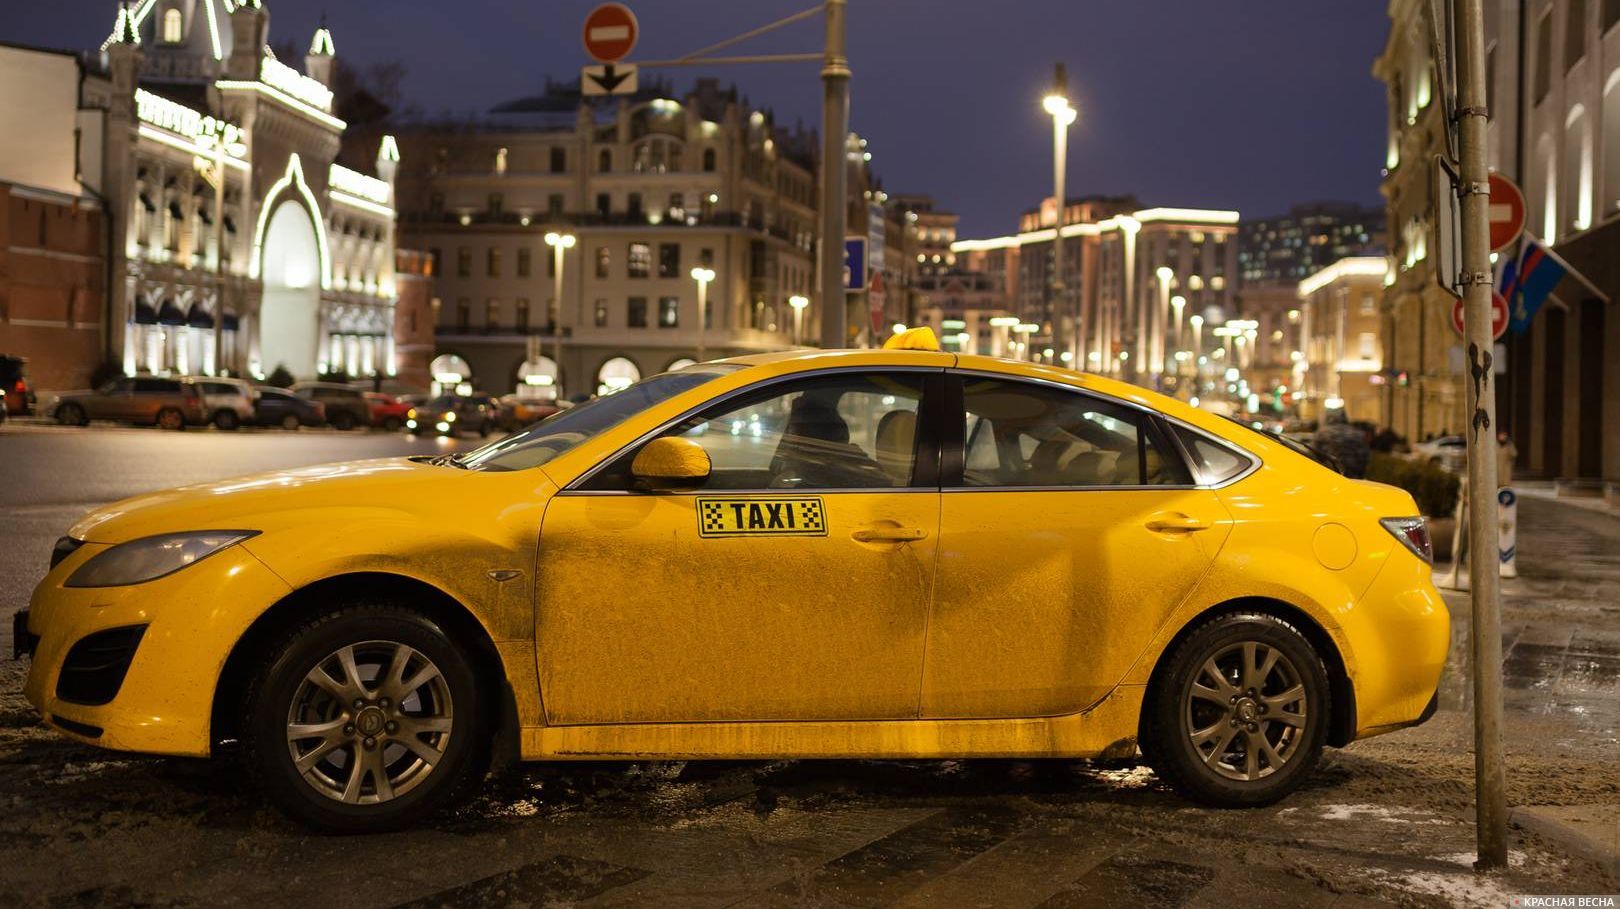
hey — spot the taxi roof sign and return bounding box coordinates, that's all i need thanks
[882,327,940,351]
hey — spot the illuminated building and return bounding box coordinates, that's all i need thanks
[1295,257,1390,425]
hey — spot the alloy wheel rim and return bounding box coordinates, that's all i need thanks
[1183,640,1308,781]
[285,640,454,805]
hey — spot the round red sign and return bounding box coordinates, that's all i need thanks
[1487,173,1526,254]
[1453,293,1509,341]
[583,3,638,63]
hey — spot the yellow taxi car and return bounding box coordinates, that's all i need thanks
[17,331,1448,832]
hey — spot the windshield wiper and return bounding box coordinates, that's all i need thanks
[430,452,471,469]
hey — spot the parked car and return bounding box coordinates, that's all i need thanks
[1412,435,1466,472]
[253,387,325,430]
[290,382,368,430]
[363,392,412,432]
[51,376,207,430]
[0,355,34,416]
[494,394,562,432]
[406,394,496,437]
[187,376,257,430]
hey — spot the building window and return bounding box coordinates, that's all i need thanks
[457,248,471,277]
[628,192,643,218]
[486,298,501,330]
[494,147,508,175]
[702,148,717,172]
[549,147,566,173]
[487,247,501,277]
[668,192,686,221]
[659,297,680,328]
[456,298,470,330]
[1534,8,1553,103]
[162,8,182,43]
[517,247,532,277]
[1566,0,1587,71]
[596,193,611,216]
[595,246,610,278]
[594,298,608,327]
[598,149,612,173]
[596,357,640,395]
[515,298,530,331]
[1358,332,1376,361]
[429,193,444,216]
[700,247,714,267]
[488,193,503,216]
[548,194,564,216]
[658,243,680,278]
[627,242,651,278]
[627,297,648,328]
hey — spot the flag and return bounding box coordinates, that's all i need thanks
[1507,239,1567,335]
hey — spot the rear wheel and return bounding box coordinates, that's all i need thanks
[1141,612,1329,807]
[242,605,487,833]
[156,408,186,431]
[330,411,357,431]
[214,410,241,431]
[56,402,87,426]
[280,414,302,431]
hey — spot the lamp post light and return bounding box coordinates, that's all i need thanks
[788,294,809,346]
[544,231,576,397]
[1170,294,1187,361]
[1042,64,1078,361]
[690,267,716,361]
[1015,323,1039,360]
[1154,266,1173,377]
[989,315,1020,357]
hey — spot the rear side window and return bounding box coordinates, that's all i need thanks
[958,378,1191,488]
[133,378,178,393]
[1170,424,1255,485]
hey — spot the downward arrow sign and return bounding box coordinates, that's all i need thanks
[589,64,630,93]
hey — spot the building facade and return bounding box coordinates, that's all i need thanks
[0,2,408,389]
[362,78,818,397]
[1295,257,1390,425]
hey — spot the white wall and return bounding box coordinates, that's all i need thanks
[0,45,82,196]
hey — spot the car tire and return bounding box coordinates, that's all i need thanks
[281,414,302,431]
[382,416,402,432]
[330,411,357,431]
[156,408,186,431]
[214,410,241,431]
[1140,612,1330,808]
[241,604,489,833]
[56,402,88,427]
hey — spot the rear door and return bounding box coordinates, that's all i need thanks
[920,372,1233,719]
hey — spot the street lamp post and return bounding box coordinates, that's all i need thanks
[1015,323,1039,360]
[1190,313,1204,357]
[1153,267,1173,378]
[989,315,1020,357]
[788,294,809,345]
[1043,65,1077,361]
[544,231,576,397]
[1170,294,1187,361]
[691,267,716,361]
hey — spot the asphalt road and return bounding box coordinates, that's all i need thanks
[0,422,1614,907]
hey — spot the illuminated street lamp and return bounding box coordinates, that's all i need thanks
[788,295,809,345]
[1154,267,1173,375]
[1042,63,1078,360]
[1189,312,1205,354]
[544,231,576,396]
[989,315,1020,357]
[1015,322,1039,360]
[690,267,716,361]
[1170,294,1187,359]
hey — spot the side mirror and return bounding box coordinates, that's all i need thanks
[630,436,711,491]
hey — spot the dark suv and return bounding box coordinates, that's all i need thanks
[51,376,208,430]
[0,355,34,416]
[289,382,369,430]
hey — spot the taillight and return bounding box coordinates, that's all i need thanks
[1380,517,1433,564]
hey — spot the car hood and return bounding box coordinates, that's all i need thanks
[69,457,468,544]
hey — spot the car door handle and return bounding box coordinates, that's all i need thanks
[851,527,929,543]
[1144,514,1212,533]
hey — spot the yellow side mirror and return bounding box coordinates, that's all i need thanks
[630,436,712,491]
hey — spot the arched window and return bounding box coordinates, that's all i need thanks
[162,8,183,43]
[597,148,612,173]
[702,148,717,172]
[596,357,640,395]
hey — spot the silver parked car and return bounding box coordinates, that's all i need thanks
[186,377,258,430]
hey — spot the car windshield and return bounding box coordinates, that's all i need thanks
[456,365,743,472]
[423,396,457,410]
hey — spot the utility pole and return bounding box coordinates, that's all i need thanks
[1453,0,1507,870]
[818,0,849,349]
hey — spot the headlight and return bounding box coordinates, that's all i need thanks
[443,412,456,422]
[65,531,258,588]
[407,408,417,419]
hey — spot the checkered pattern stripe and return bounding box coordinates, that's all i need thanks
[797,500,824,531]
[700,501,729,534]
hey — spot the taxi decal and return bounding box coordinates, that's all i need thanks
[698,497,826,538]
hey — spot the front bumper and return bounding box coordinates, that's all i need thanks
[22,543,293,756]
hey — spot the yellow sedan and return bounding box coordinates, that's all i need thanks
[18,335,1448,832]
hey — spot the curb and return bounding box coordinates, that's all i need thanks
[1511,805,1620,883]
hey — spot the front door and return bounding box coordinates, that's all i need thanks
[537,368,944,725]
[921,373,1232,719]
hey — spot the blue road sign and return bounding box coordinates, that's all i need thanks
[844,237,866,291]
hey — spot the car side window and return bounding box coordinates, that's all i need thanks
[586,372,930,491]
[102,378,133,394]
[1169,424,1254,485]
[957,377,1191,488]
[133,378,176,393]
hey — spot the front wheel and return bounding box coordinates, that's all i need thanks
[214,410,241,431]
[156,408,186,431]
[56,402,88,426]
[1141,612,1330,807]
[382,416,402,432]
[280,414,302,431]
[242,606,488,832]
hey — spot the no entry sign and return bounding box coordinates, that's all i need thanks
[583,3,638,63]
[1487,173,1525,254]
[1453,292,1509,340]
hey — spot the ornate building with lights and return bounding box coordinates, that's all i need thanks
[0,1,406,387]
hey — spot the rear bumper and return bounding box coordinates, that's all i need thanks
[1344,552,1450,739]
